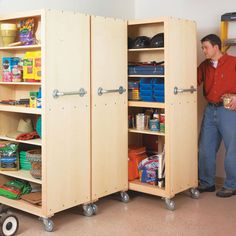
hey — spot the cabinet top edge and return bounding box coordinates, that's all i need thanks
[0,9,45,21]
[128,17,196,25]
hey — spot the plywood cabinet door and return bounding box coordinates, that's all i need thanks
[91,16,128,200]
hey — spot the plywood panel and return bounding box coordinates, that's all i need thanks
[91,16,128,199]
[165,18,198,195]
[44,10,90,215]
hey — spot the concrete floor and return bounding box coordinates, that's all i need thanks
[10,190,236,236]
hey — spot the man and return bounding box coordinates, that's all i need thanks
[198,34,236,197]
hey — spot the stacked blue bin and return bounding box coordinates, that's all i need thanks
[153,78,165,102]
[139,78,164,102]
[140,78,153,101]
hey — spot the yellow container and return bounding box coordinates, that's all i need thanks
[23,51,41,82]
[0,24,17,46]
[34,51,41,81]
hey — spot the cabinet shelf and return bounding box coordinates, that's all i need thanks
[128,75,165,78]
[128,48,164,52]
[0,135,41,146]
[0,105,41,114]
[0,82,41,85]
[128,101,165,108]
[224,38,236,46]
[0,170,42,184]
[129,179,166,198]
[0,45,41,51]
[129,128,165,136]
[0,196,42,216]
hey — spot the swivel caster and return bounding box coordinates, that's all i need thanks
[164,198,175,211]
[190,188,200,199]
[83,204,98,217]
[91,204,98,215]
[120,192,129,203]
[43,218,54,232]
[0,213,19,236]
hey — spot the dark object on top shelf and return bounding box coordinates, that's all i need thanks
[132,36,150,48]
[221,12,236,21]
[128,37,133,49]
[150,33,164,48]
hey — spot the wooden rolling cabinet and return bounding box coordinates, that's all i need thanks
[0,11,43,218]
[128,18,198,210]
[0,9,91,231]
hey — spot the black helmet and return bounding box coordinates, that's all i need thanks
[133,36,150,48]
[150,33,164,48]
[128,37,133,49]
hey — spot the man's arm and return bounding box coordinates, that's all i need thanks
[197,63,204,87]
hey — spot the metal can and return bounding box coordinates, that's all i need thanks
[149,119,160,131]
[160,122,165,132]
[223,97,232,109]
[160,114,165,123]
[136,113,145,130]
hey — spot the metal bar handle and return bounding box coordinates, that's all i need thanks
[174,86,196,95]
[53,88,87,98]
[97,86,126,96]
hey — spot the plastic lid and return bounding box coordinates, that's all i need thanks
[0,23,17,30]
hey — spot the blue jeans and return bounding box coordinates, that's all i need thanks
[199,104,236,189]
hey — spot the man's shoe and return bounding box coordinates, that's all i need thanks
[197,185,215,193]
[216,187,236,198]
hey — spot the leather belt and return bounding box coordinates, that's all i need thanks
[208,102,223,107]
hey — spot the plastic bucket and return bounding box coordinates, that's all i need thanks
[0,24,17,46]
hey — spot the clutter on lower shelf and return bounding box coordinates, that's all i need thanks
[0,141,19,170]
[26,149,41,179]
[128,145,165,187]
[0,179,31,199]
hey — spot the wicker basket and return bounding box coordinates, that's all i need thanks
[26,149,41,179]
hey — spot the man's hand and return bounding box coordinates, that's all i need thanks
[229,95,236,110]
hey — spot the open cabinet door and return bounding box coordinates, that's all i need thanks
[165,18,198,196]
[44,10,90,214]
[91,16,128,200]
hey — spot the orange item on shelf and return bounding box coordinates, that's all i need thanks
[128,146,147,181]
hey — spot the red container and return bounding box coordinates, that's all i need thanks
[128,146,147,181]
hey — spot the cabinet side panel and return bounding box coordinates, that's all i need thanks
[91,16,128,199]
[165,19,198,195]
[44,10,90,214]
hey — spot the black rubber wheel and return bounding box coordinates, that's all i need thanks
[0,213,19,236]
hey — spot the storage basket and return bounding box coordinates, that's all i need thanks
[26,149,41,179]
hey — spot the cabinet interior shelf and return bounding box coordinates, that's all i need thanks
[129,128,165,136]
[128,48,164,52]
[0,135,41,146]
[128,101,165,109]
[0,45,41,51]
[0,82,41,85]
[224,38,236,46]
[128,75,165,78]
[129,179,166,198]
[0,170,42,184]
[0,105,41,114]
[0,196,42,216]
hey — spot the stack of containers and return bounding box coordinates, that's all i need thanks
[140,78,153,101]
[128,81,140,100]
[153,78,165,102]
[139,78,165,102]
[19,151,32,170]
